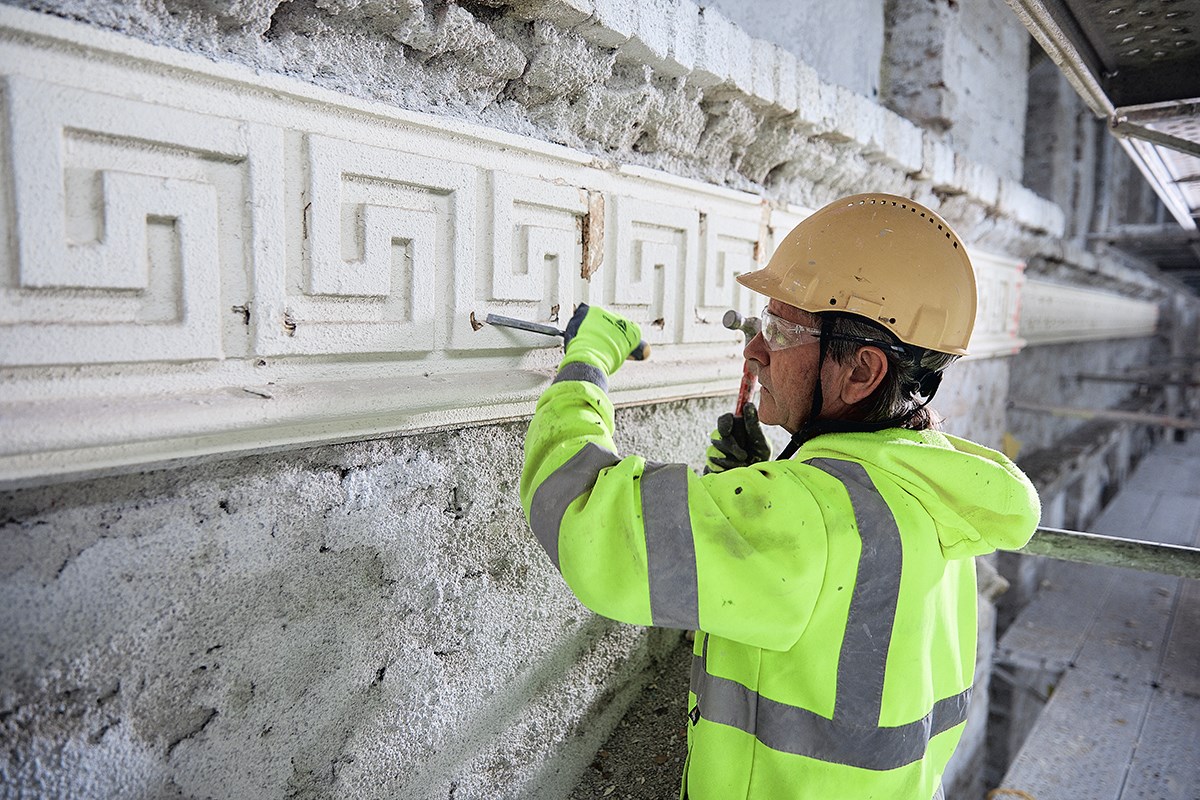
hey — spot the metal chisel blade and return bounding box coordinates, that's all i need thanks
[484,313,564,338]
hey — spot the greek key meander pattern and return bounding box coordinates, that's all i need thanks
[0,9,1157,482]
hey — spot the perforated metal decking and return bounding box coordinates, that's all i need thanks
[995,434,1200,799]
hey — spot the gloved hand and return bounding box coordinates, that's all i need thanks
[561,303,644,376]
[704,402,771,474]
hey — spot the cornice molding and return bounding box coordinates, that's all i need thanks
[1019,279,1160,346]
[0,9,1040,485]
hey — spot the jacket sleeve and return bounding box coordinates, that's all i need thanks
[521,378,834,652]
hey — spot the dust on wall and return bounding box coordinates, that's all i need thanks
[0,398,731,798]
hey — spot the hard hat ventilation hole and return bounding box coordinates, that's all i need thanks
[952,241,959,248]
[888,317,896,324]
[830,298,838,305]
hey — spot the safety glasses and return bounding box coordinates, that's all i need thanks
[760,307,823,351]
[759,306,914,359]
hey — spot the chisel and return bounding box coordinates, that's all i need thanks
[485,313,650,361]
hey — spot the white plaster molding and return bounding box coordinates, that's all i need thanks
[0,8,1032,486]
[967,251,1026,359]
[2,74,228,365]
[1019,279,1160,346]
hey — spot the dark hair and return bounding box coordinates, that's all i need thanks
[822,314,960,430]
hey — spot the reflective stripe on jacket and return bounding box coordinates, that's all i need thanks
[520,372,1040,800]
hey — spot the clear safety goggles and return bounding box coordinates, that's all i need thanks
[759,306,915,358]
[759,307,823,351]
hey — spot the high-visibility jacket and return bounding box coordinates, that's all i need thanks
[521,368,1040,799]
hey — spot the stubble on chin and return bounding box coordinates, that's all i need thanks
[756,388,779,427]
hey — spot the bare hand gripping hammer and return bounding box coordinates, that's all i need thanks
[485,313,650,361]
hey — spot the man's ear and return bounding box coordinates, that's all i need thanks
[838,346,889,406]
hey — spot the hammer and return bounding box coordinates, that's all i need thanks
[723,309,760,417]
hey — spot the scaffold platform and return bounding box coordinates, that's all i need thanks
[995,435,1200,800]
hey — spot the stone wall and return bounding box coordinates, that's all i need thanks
[883,0,1029,181]
[0,397,724,799]
[704,0,885,99]
[1008,337,1161,455]
[0,0,1056,485]
[4,0,1058,221]
[1022,51,1169,241]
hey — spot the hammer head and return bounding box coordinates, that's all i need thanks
[723,309,761,343]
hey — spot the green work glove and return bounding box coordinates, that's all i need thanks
[704,402,772,474]
[561,304,644,376]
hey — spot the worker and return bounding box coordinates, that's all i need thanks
[520,193,1040,799]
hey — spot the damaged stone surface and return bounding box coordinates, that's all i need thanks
[508,20,614,107]
[5,0,1059,243]
[882,0,1029,181]
[0,398,725,798]
[705,0,884,101]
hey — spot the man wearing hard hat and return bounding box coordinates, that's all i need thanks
[520,194,1040,799]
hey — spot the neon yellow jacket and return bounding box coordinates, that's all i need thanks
[521,370,1040,800]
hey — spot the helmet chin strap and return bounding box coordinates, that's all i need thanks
[777,316,832,461]
[775,320,944,461]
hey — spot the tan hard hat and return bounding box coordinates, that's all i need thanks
[737,193,977,355]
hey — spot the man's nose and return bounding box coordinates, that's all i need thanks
[744,331,768,367]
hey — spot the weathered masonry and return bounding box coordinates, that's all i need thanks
[1,1,1196,799]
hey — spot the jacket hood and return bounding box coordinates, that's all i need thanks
[800,428,1041,559]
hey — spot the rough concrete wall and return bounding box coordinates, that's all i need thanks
[2,0,802,195]
[1022,55,1102,242]
[938,357,1012,451]
[1022,55,1070,208]
[883,0,1029,180]
[1111,160,1168,228]
[702,0,885,98]
[952,0,1029,180]
[1,0,1056,228]
[0,397,729,799]
[1022,50,1170,235]
[1006,337,1160,456]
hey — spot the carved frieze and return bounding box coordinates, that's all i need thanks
[0,8,1046,483]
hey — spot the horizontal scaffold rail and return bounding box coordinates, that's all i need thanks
[1019,527,1200,580]
[1009,401,1200,430]
[1074,373,1200,388]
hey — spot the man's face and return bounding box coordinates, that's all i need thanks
[742,301,825,433]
